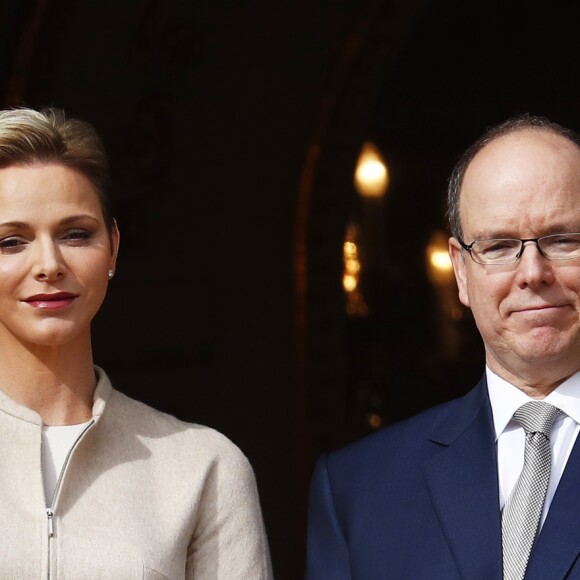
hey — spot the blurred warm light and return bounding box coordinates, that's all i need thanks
[368,414,382,429]
[343,274,357,292]
[427,230,464,360]
[426,230,455,287]
[343,241,357,259]
[354,142,389,198]
[343,224,368,316]
[345,259,360,274]
[342,238,361,293]
[429,250,453,273]
[451,305,463,321]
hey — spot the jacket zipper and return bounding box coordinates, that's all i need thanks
[46,508,54,580]
[44,419,95,578]
[46,508,54,537]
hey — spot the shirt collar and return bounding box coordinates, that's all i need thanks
[486,366,580,440]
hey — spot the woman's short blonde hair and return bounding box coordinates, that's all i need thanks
[0,107,114,234]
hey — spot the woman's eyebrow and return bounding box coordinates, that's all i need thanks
[0,215,101,231]
[59,214,101,225]
[0,221,28,230]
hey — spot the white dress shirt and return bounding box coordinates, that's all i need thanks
[487,367,580,528]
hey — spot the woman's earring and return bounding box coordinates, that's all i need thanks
[108,269,115,280]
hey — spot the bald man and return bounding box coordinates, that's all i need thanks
[306,115,580,580]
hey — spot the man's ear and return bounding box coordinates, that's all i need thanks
[449,237,470,308]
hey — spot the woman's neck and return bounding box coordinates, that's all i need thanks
[0,336,96,425]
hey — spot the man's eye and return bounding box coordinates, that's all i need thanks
[481,241,515,254]
[546,236,580,255]
[553,236,578,246]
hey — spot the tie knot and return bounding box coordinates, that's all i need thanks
[513,401,562,437]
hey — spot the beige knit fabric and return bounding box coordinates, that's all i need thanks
[0,367,273,579]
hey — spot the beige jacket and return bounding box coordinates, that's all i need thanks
[0,367,273,579]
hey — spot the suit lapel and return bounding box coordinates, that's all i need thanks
[422,378,502,580]
[525,434,580,579]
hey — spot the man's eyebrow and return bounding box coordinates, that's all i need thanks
[543,224,580,234]
[471,226,580,240]
[468,230,512,240]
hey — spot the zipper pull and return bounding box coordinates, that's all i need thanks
[46,508,54,538]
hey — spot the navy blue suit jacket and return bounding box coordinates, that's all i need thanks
[306,376,580,579]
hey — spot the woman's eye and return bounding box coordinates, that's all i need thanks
[63,229,93,243]
[0,237,25,254]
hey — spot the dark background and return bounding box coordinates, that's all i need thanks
[2,1,580,577]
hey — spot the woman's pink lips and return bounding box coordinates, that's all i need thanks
[24,293,77,310]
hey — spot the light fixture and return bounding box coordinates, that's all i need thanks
[426,230,454,286]
[342,224,368,316]
[354,142,389,199]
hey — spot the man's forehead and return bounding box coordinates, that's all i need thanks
[465,128,580,178]
[458,129,580,235]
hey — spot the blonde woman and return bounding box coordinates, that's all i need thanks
[0,107,272,579]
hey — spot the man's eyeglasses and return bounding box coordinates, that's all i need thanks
[458,233,580,265]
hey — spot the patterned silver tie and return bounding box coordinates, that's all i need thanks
[502,401,563,580]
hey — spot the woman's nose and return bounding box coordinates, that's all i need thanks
[32,239,65,281]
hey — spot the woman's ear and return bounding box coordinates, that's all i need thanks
[109,219,120,271]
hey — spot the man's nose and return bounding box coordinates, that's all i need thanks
[514,241,554,287]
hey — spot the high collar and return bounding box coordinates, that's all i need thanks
[0,365,112,426]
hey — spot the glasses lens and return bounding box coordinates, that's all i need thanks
[471,239,520,264]
[540,234,580,259]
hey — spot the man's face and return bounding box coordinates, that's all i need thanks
[449,130,580,387]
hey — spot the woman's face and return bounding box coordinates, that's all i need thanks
[0,163,119,349]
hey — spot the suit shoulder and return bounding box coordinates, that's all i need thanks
[325,393,468,473]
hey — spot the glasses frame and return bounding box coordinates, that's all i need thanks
[458,233,580,265]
